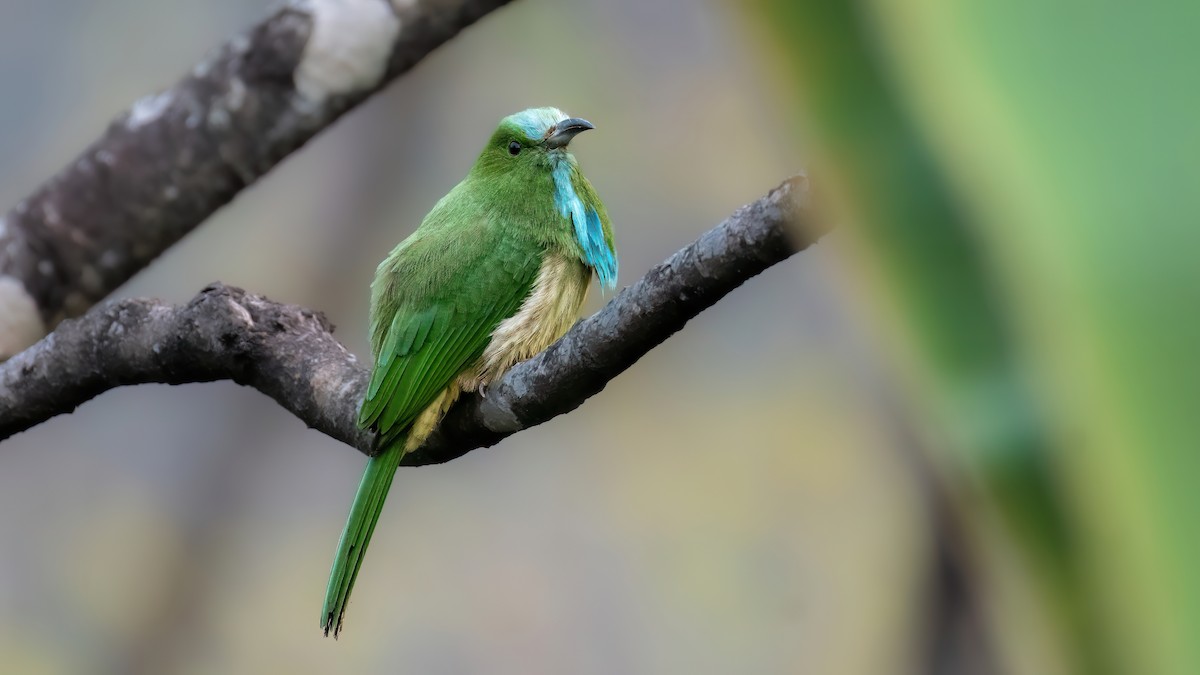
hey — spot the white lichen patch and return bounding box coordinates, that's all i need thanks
[127,91,174,130]
[0,276,46,359]
[225,77,247,111]
[227,298,255,327]
[293,0,400,104]
[207,107,232,131]
[42,201,61,226]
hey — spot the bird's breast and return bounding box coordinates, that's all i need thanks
[461,251,591,389]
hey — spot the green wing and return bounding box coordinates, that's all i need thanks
[323,215,541,637]
[357,223,540,442]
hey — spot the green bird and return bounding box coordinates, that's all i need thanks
[321,107,617,637]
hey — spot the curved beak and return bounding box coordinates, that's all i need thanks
[545,117,595,149]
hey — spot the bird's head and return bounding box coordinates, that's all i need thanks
[474,107,595,174]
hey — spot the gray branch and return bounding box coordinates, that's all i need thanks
[0,0,515,358]
[0,176,826,465]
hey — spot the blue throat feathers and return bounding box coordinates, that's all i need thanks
[551,158,617,290]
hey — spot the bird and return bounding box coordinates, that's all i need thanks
[321,107,617,637]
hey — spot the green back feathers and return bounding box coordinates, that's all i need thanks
[361,212,542,444]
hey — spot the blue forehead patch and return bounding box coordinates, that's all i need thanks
[508,107,568,140]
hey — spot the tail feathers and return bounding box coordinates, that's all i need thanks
[322,441,405,638]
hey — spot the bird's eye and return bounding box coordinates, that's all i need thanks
[508,141,521,156]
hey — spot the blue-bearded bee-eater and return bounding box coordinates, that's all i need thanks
[322,107,617,637]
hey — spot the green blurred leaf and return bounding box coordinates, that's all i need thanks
[738,1,1172,673]
[858,3,1200,673]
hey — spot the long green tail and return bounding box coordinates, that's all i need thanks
[321,440,405,637]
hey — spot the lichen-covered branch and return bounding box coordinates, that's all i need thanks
[0,176,825,465]
[0,0,515,359]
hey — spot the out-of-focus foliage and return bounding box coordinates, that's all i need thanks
[748,1,1200,674]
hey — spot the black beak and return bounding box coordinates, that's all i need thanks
[545,118,595,149]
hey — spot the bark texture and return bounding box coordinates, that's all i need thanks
[0,0,515,358]
[0,176,826,465]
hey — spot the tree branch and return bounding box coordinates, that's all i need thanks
[0,0,515,358]
[0,176,826,465]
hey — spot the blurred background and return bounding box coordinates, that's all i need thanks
[1,0,1195,673]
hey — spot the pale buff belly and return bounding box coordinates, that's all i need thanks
[403,252,591,452]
